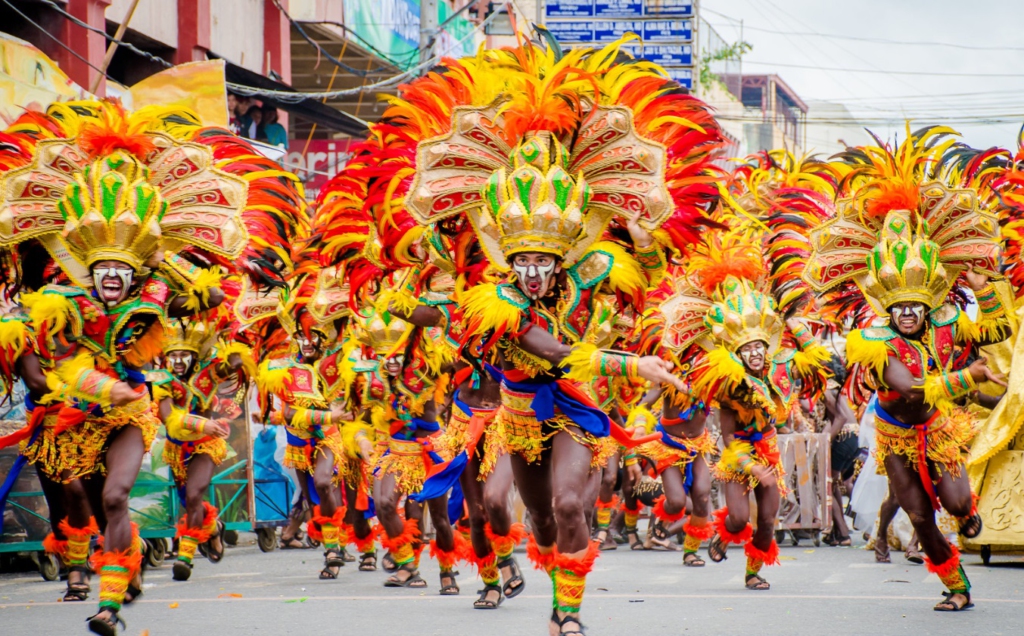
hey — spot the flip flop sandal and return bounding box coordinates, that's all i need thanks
[86,610,125,636]
[384,565,427,588]
[87,610,124,634]
[958,514,983,539]
[934,592,973,612]
[205,520,226,563]
[381,551,397,573]
[474,583,503,609]
[551,608,587,635]
[439,571,460,595]
[707,535,728,563]
[745,574,770,590]
[498,556,525,599]
[172,560,193,581]
[683,553,706,567]
[358,552,378,572]
[64,566,91,601]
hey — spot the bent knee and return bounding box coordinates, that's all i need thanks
[553,493,584,524]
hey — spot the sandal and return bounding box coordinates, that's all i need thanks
[498,556,525,599]
[358,552,378,572]
[551,608,586,635]
[384,563,427,588]
[473,583,502,609]
[205,520,226,563]
[626,530,644,551]
[172,560,193,581]
[86,609,125,636]
[439,570,460,595]
[934,591,973,612]
[905,549,924,565]
[64,566,90,601]
[683,552,705,567]
[381,551,397,573]
[958,513,983,539]
[340,548,355,563]
[707,534,728,563]
[745,573,771,590]
[319,550,344,580]
[123,569,143,605]
[280,532,307,550]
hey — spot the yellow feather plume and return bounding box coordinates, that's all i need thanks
[559,342,599,384]
[844,330,890,379]
[459,283,524,339]
[22,291,78,337]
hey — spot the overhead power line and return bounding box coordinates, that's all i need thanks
[702,7,1024,51]
[740,60,1024,78]
[34,0,173,68]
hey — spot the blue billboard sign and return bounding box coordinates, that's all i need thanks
[594,0,643,18]
[546,0,594,18]
[643,0,694,17]
[625,44,692,66]
[643,19,692,41]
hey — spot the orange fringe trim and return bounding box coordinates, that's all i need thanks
[652,496,686,523]
[90,548,143,579]
[484,521,526,546]
[353,525,377,553]
[311,504,346,529]
[595,495,620,510]
[553,541,600,576]
[468,550,498,573]
[176,520,212,543]
[42,533,69,564]
[379,518,421,552]
[429,532,470,570]
[621,500,641,513]
[526,533,557,573]
[743,539,780,567]
[683,520,715,540]
[925,544,962,577]
[712,508,753,545]
[58,516,100,539]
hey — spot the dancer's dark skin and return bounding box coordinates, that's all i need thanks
[369,359,457,589]
[874,270,1005,610]
[278,334,348,578]
[716,339,780,590]
[488,250,682,635]
[391,302,521,604]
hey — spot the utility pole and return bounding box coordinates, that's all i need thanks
[420,0,439,68]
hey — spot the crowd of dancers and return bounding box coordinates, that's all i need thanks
[0,33,1020,636]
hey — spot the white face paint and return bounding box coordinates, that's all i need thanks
[167,351,194,378]
[92,263,134,306]
[738,341,767,374]
[383,354,405,376]
[890,302,927,336]
[512,256,557,300]
[296,332,323,360]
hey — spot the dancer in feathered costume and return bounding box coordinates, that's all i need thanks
[0,101,247,635]
[150,316,255,581]
[663,225,830,590]
[398,35,726,633]
[256,257,366,581]
[626,265,716,563]
[805,126,1009,611]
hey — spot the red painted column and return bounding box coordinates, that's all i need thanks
[263,0,291,131]
[263,0,291,84]
[175,0,211,64]
[56,0,111,95]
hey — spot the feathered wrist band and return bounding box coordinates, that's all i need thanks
[593,350,641,379]
[292,407,332,430]
[181,414,208,434]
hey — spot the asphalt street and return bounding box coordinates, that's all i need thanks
[1,534,1021,636]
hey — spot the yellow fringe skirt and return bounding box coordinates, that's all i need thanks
[283,427,346,484]
[436,403,506,480]
[636,429,715,475]
[713,433,786,494]
[874,407,975,479]
[18,405,65,480]
[496,384,600,464]
[375,437,431,496]
[592,437,621,470]
[57,397,161,483]
[163,436,228,485]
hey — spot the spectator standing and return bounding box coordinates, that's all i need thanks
[259,105,288,148]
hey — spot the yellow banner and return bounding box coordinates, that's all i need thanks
[0,32,86,126]
[128,59,229,127]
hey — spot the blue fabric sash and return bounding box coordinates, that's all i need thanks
[486,364,611,438]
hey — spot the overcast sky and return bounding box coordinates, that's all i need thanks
[703,0,1024,151]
